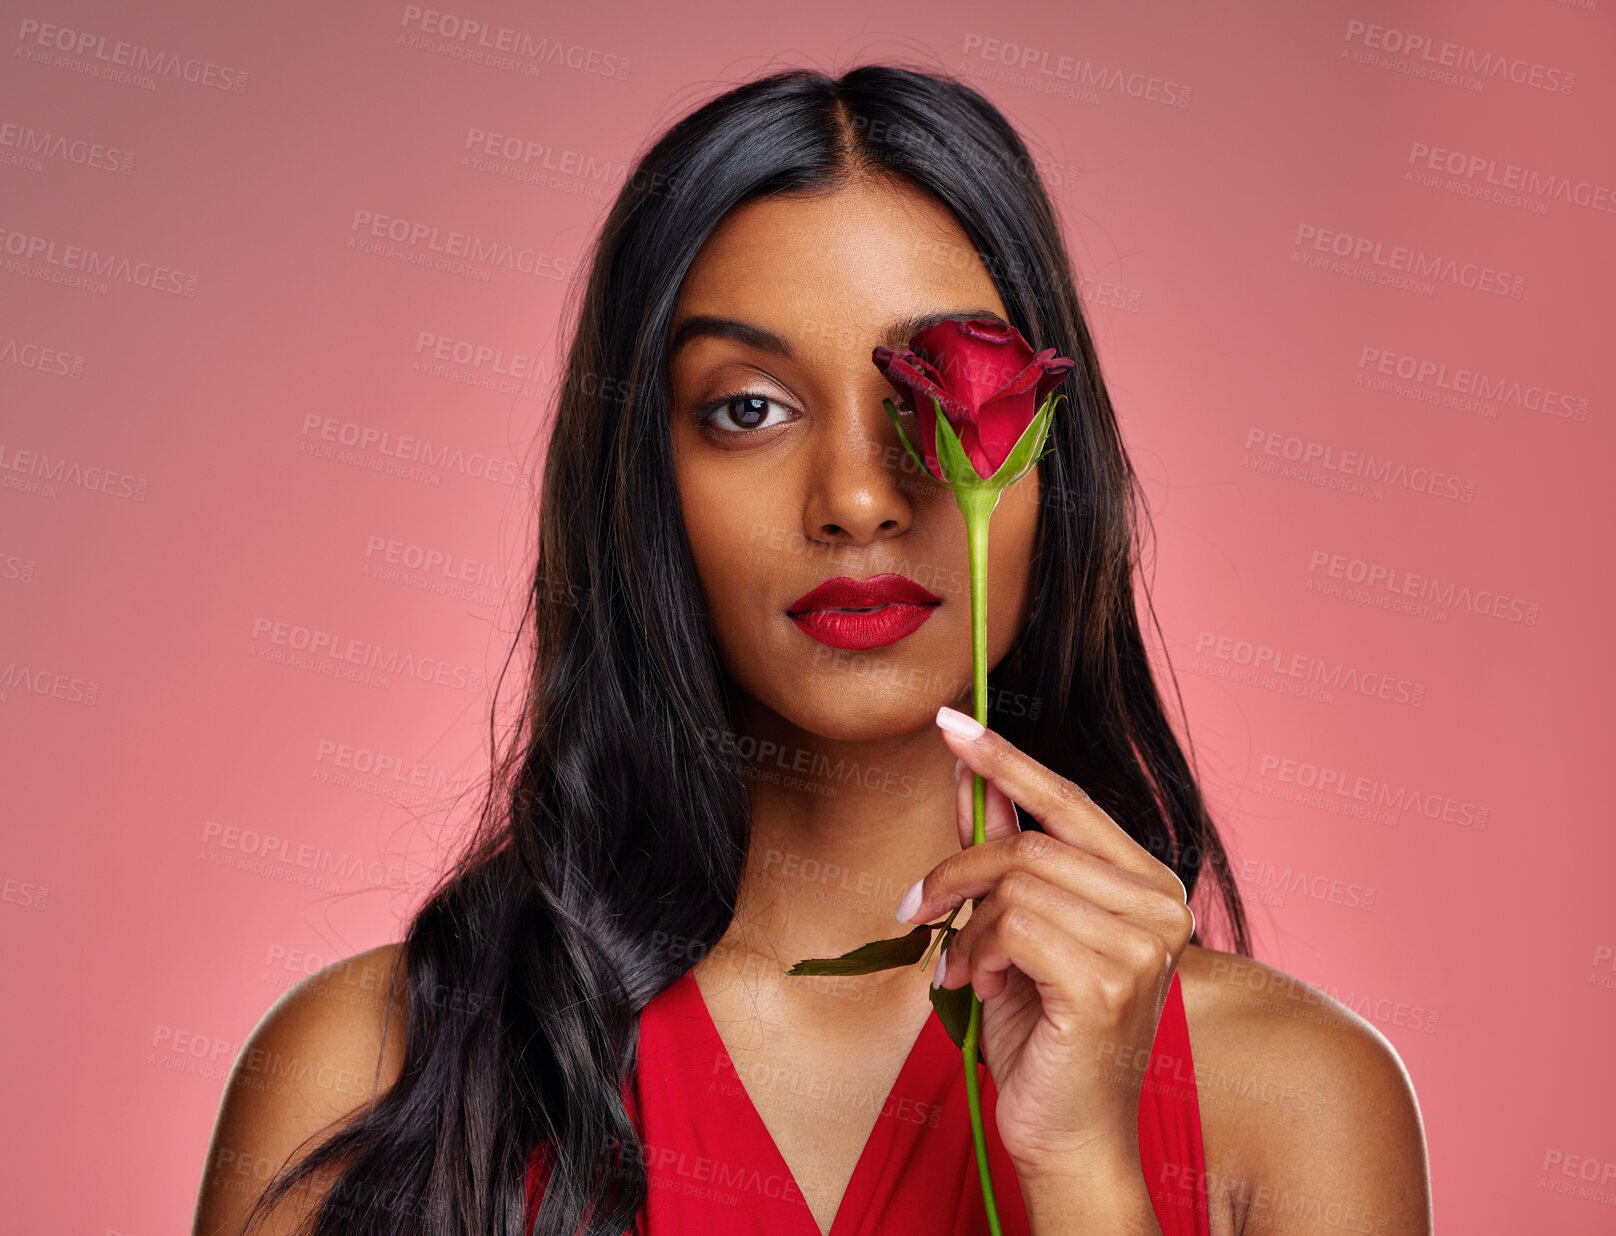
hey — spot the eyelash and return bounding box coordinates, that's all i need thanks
[693,389,797,438]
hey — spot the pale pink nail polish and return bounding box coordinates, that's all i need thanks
[932,946,949,989]
[936,706,985,740]
[895,878,923,923]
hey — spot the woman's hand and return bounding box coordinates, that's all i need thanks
[897,705,1195,1213]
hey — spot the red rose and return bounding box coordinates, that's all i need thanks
[872,318,1075,483]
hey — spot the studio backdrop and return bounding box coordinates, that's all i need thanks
[1,1,1610,1232]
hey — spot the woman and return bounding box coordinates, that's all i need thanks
[193,64,1431,1236]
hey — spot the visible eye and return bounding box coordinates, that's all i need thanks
[694,390,796,439]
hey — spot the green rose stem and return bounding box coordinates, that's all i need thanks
[784,383,1063,1236]
[919,392,1059,1236]
[955,480,1001,1236]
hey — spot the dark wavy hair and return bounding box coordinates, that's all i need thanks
[245,61,1251,1236]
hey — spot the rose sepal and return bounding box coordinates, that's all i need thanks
[887,388,1065,494]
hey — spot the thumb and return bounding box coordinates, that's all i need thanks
[955,757,1020,847]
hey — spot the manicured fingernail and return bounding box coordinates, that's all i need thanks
[936,706,985,740]
[953,757,964,782]
[895,878,923,923]
[932,946,949,989]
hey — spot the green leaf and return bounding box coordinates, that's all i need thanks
[929,981,977,1058]
[784,922,935,976]
[882,399,932,476]
[924,925,985,1065]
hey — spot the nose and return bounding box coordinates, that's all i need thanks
[801,400,917,547]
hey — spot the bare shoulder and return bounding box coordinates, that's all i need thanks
[192,943,410,1236]
[1173,943,1433,1235]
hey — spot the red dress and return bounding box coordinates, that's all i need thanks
[526,968,1210,1234]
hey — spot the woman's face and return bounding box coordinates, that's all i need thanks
[668,176,1041,743]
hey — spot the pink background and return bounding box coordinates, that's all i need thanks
[3,1,1611,1230]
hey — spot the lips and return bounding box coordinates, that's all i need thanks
[786,572,942,651]
[788,573,942,612]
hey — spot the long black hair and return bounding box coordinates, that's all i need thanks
[245,61,1251,1236]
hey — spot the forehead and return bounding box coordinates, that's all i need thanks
[671,179,1006,340]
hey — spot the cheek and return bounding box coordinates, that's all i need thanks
[681,485,745,604]
[672,452,721,598]
[674,456,782,626]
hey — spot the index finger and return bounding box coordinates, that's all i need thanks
[936,705,1183,896]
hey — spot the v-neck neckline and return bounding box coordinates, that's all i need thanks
[680,967,948,1236]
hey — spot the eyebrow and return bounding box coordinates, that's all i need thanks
[668,307,1009,361]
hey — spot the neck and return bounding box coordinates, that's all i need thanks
[717,694,966,973]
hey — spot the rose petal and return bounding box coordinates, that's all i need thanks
[874,320,1075,484]
[974,360,1053,474]
[912,319,1033,416]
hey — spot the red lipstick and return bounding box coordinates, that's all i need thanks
[786,573,942,651]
